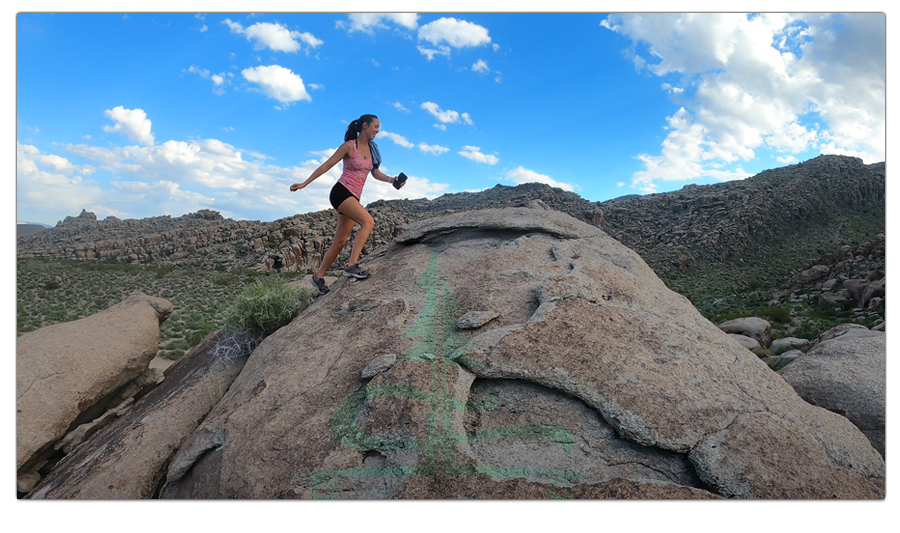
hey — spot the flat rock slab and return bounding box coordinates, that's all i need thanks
[159,207,883,499]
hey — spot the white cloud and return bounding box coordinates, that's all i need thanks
[338,13,419,34]
[417,45,451,61]
[458,146,498,165]
[18,104,451,223]
[418,143,449,155]
[418,17,491,49]
[602,13,885,190]
[242,65,311,104]
[224,19,322,53]
[102,106,154,146]
[472,59,489,73]
[187,65,229,94]
[502,166,574,192]
[421,102,473,126]
[392,102,410,113]
[380,131,414,148]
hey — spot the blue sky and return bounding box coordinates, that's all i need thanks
[15,11,887,225]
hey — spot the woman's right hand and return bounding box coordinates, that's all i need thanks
[290,182,306,192]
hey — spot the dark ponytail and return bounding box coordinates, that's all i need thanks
[344,114,378,142]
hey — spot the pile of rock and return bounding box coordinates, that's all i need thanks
[776,233,885,329]
[598,155,885,286]
[716,316,885,459]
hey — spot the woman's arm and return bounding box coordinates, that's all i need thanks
[371,168,398,184]
[290,142,352,191]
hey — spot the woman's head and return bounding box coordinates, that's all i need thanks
[344,114,380,142]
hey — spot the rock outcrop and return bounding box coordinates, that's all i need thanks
[158,207,884,499]
[16,293,172,483]
[17,156,885,302]
[26,331,248,499]
[779,326,886,457]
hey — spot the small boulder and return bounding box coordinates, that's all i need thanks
[728,334,760,351]
[718,317,772,348]
[771,337,810,353]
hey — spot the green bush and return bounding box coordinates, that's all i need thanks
[757,306,790,323]
[224,278,315,335]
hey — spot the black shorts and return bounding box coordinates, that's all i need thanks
[329,181,359,211]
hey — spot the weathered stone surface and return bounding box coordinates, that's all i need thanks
[779,328,885,457]
[360,353,398,379]
[457,311,500,330]
[159,207,883,499]
[819,323,871,342]
[728,334,760,351]
[16,293,172,471]
[772,337,810,352]
[689,412,882,498]
[27,330,247,499]
[718,317,772,348]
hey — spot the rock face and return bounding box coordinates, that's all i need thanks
[16,293,172,473]
[159,207,883,499]
[779,326,886,457]
[26,331,248,499]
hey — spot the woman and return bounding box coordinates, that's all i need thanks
[290,114,405,295]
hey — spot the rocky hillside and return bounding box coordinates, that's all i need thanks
[17,155,885,301]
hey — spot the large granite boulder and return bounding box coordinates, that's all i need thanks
[160,207,883,499]
[26,331,247,499]
[16,293,172,472]
[779,327,886,457]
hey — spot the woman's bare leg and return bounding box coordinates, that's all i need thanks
[315,213,355,278]
[336,196,375,266]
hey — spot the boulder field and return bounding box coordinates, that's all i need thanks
[157,205,883,499]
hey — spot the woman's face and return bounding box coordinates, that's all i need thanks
[362,118,380,140]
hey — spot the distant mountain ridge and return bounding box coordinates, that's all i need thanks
[16,155,885,299]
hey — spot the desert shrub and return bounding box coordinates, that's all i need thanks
[752,347,774,358]
[757,306,790,324]
[224,278,315,335]
[43,280,61,290]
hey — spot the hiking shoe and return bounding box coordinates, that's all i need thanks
[343,263,371,279]
[310,274,329,295]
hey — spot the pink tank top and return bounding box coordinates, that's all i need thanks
[338,140,373,200]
